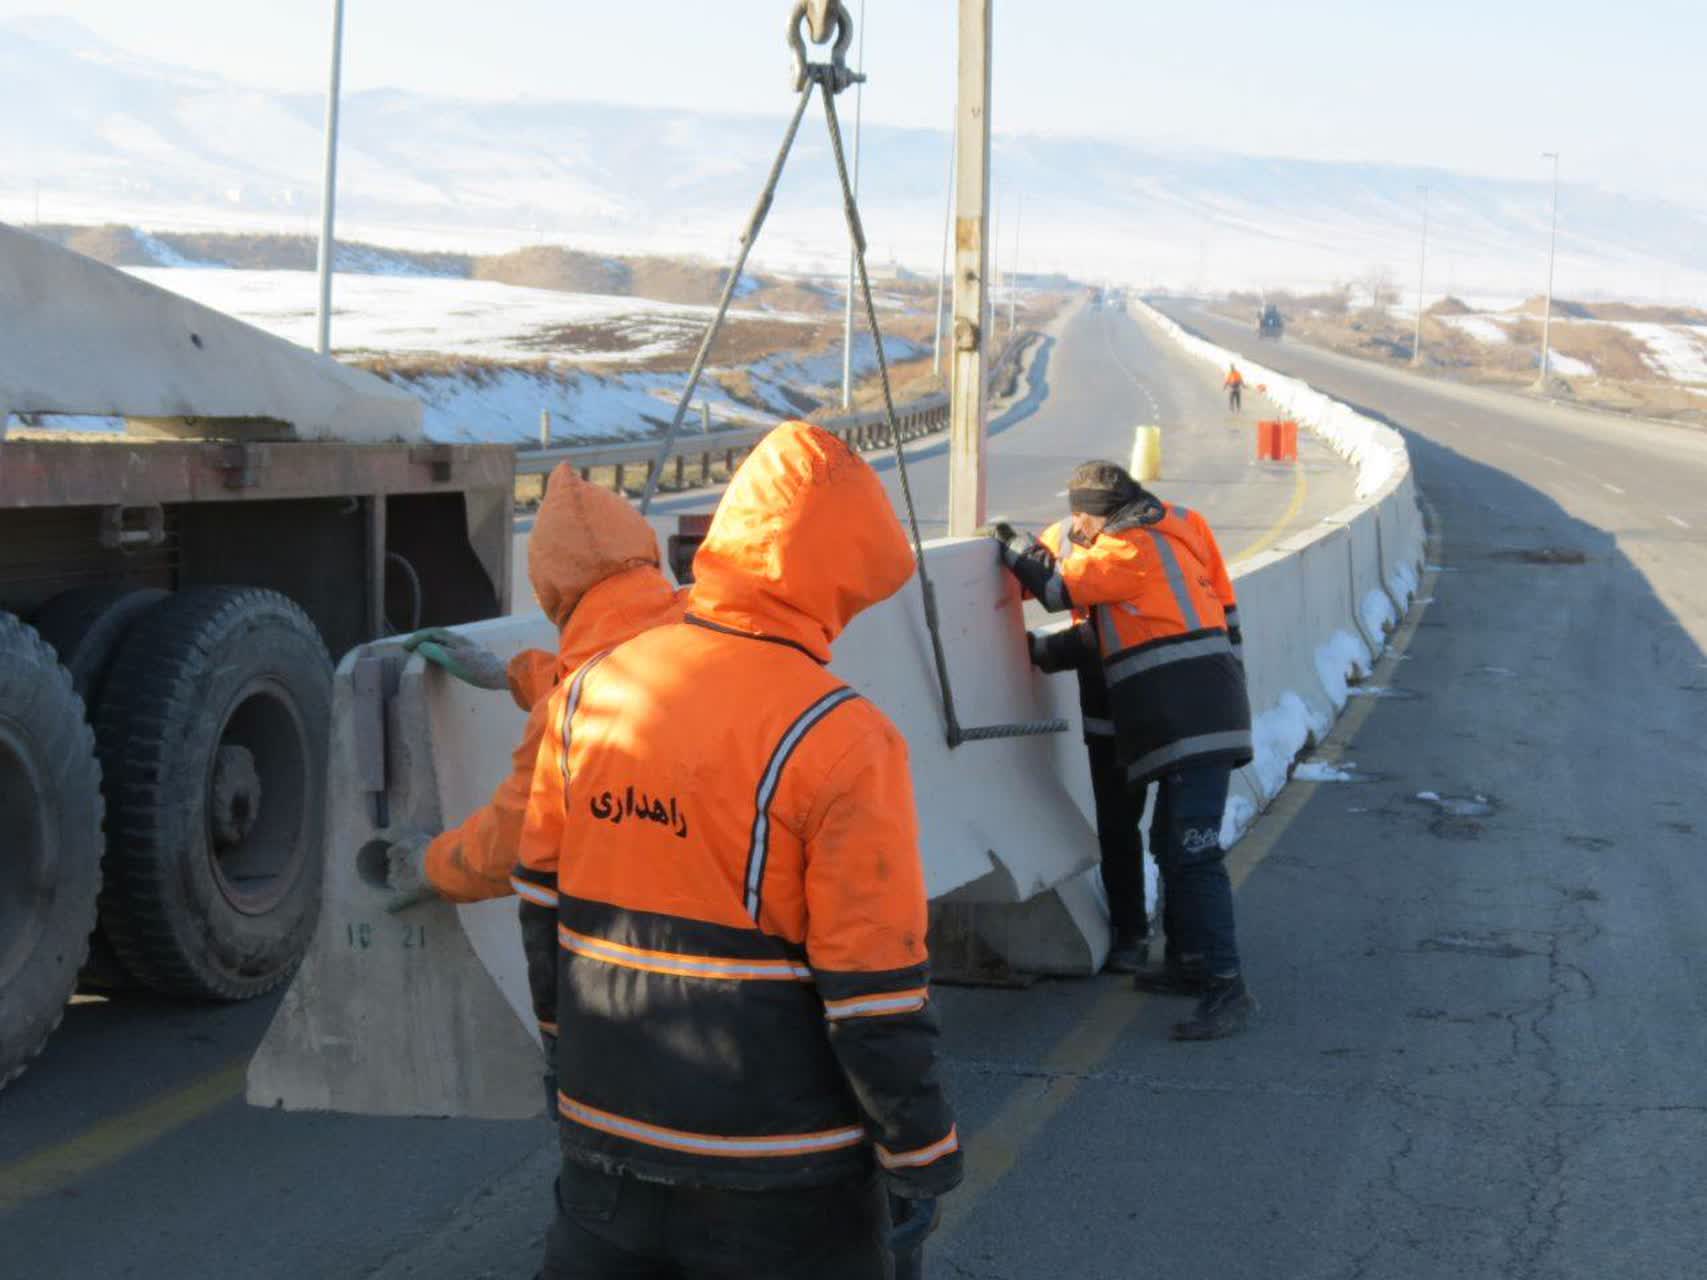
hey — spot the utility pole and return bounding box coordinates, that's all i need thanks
[947,0,992,536]
[839,0,867,410]
[1411,185,1430,366]
[1537,151,1560,385]
[932,116,956,379]
[314,0,347,356]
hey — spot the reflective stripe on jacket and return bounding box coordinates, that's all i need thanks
[422,567,686,905]
[1003,499,1251,784]
[516,421,961,1196]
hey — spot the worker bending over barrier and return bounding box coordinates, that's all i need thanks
[990,461,1259,1040]
[383,466,686,910]
[515,421,962,1278]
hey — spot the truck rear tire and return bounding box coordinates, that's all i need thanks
[0,613,105,1089]
[31,585,170,992]
[95,588,333,1000]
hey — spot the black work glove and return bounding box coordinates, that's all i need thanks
[889,1193,941,1256]
[986,521,1035,569]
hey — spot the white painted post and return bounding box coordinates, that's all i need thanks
[947,0,993,537]
[314,0,346,356]
[1411,185,1429,366]
[539,409,551,449]
[1538,151,1560,385]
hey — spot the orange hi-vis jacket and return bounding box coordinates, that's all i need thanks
[514,421,962,1196]
[424,465,685,903]
[1224,367,1244,388]
[1003,495,1252,784]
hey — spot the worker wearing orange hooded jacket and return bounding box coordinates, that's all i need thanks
[398,464,685,905]
[515,421,960,1279]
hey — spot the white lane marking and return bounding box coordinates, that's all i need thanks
[1667,514,1691,529]
[1602,482,1626,495]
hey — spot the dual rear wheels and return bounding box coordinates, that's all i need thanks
[0,586,332,1087]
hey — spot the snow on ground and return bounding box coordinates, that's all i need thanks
[1611,322,1707,384]
[123,268,814,364]
[1543,350,1595,378]
[135,231,221,269]
[1439,314,1512,345]
[413,332,925,444]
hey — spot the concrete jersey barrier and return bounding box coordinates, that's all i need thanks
[1132,300,1425,841]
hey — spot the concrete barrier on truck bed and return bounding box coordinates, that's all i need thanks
[248,538,1103,1119]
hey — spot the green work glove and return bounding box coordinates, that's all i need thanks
[402,628,509,691]
[378,830,439,914]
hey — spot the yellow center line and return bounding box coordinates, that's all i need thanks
[940,498,1444,1243]
[0,1059,247,1211]
[1230,459,1308,565]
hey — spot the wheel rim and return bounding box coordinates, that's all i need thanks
[203,679,311,917]
[0,721,52,988]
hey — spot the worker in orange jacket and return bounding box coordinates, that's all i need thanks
[516,421,960,1279]
[382,465,685,910]
[1223,364,1245,413]
[992,460,1257,1040]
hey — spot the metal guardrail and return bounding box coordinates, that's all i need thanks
[514,333,1032,490]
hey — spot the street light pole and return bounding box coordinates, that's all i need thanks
[1411,185,1429,366]
[314,0,346,356]
[1538,151,1560,385]
[839,0,867,410]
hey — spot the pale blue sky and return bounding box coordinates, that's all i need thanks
[4,0,1699,206]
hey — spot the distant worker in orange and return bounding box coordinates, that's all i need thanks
[991,460,1257,1041]
[1223,363,1245,413]
[381,465,685,912]
[517,421,961,1278]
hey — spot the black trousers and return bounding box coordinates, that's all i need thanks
[1088,735,1147,938]
[540,1159,893,1280]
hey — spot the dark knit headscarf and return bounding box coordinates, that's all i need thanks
[1067,460,1143,517]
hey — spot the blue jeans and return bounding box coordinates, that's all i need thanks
[1149,766,1241,977]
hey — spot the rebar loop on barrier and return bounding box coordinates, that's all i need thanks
[642,3,1065,749]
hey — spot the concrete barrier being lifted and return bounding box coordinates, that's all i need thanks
[247,538,1102,1119]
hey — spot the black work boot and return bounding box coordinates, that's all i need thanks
[1131,955,1210,997]
[1171,974,1257,1041]
[1103,930,1150,975]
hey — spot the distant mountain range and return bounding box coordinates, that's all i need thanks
[5,16,1705,300]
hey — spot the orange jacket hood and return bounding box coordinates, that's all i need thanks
[506,564,686,710]
[530,463,661,628]
[687,420,914,662]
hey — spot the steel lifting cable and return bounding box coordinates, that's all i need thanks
[643,1,1065,749]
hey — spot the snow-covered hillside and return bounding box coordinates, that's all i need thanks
[6,17,1707,300]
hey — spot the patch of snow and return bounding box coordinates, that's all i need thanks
[1611,322,1707,384]
[1440,314,1511,345]
[122,267,813,365]
[1416,790,1440,802]
[1360,588,1397,645]
[1542,350,1595,378]
[1314,629,1373,710]
[1388,559,1421,608]
[1294,761,1359,783]
[1220,792,1257,850]
[135,230,223,269]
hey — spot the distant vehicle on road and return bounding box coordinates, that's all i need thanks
[1258,303,1285,339]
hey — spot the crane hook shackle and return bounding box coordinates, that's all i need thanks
[788,0,862,94]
